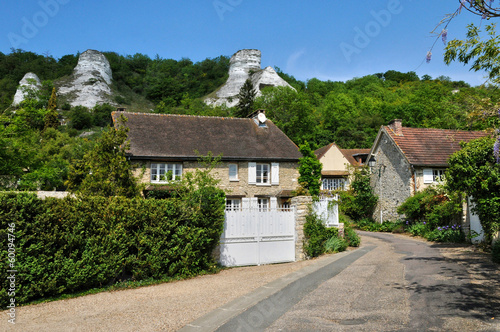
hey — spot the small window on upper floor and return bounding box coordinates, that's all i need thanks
[229,164,238,181]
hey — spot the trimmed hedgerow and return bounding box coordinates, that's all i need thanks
[0,189,225,307]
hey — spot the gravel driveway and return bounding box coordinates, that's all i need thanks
[2,234,498,332]
[1,256,323,331]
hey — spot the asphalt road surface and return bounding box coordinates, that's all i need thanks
[188,232,500,331]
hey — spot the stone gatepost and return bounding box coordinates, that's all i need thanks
[292,195,313,261]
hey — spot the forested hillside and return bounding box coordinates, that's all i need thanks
[0,49,498,191]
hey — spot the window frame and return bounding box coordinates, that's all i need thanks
[226,198,241,211]
[258,198,269,211]
[256,163,270,185]
[150,163,183,183]
[321,177,346,191]
[228,163,239,181]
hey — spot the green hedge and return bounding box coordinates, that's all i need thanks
[0,189,225,306]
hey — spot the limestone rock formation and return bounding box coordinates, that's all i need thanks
[205,49,294,107]
[12,72,42,105]
[57,49,113,109]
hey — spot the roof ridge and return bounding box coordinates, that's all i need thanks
[113,111,252,121]
[384,125,486,134]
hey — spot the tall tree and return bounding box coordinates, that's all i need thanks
[298,142,323,196]
[446,137,500,244]
[66,117,140,197]
[234,78,256,118]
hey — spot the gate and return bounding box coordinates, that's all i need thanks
[312,196,339,227]
[219,198,295,267]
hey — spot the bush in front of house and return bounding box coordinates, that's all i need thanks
[0,188,225,307]
[303,211,360,257]
[344,225,360,247]
[338,166,378,221]
[397,187,462,229]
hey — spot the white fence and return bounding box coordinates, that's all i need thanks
[219,198,295,267]
[219,196,340,267]
[312,196,339,227]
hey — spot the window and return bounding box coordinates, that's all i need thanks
[321,178,346,191]
[423,168,445,184]
[226,198,241,211]
[256,163,270,184]
[433,169,445,182]
[229,164,238,181]
[258,198,269,211]
[151,163,182,183]
[248,162,279,185]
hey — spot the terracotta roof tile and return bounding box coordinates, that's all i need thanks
[113,112,301,161]
[384,126,488,166]
[340,148,371,166]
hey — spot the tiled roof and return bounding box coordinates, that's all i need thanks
[314,143,335,159]
[314,143,370,167]
[112,112,301,161]
[384,126,488,166]
[340,149,371,166]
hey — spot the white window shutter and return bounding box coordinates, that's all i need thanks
[423,168,433,184]
[270,197,278,209]
[250,197,258,209]
[248,162,257,184]
[242,197,250,209]
[271,163,279,185]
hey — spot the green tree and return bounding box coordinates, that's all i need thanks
[445,23,500,84]
[446,137,500,244]
[234,78,256,118]
[66,117,140,197]
[339,166,378,220]
[298,142,323,196]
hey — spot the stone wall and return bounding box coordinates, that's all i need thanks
[291,196,311,261]
[371,131,412,222]
[133,160,300,198]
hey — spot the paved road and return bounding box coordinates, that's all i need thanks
[185,232,500,331]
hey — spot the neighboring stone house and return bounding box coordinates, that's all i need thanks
[314,142,370,192]
[369,119,487,222]
[112,110,302,209]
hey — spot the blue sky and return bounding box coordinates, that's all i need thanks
[0,0,493,86]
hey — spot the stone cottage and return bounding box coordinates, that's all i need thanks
[314,142,370,192]
[112,110,302,209]
[368,119,487,222]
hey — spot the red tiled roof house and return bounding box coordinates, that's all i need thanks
[368,119,487,222]
[112,111,302,209]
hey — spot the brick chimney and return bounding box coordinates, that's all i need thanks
[388,119,403,136]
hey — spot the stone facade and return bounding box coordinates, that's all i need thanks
[371,132,412,222]
[291,196,311,261]
[132,159,299,200]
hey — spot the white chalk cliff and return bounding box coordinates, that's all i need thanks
[205,49,294,107]
[57,49,113,109]
[12,72,42,105]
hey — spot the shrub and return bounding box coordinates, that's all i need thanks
[303,212,339,257]
[338,166,377,220]
[324,237,348,253]
[426,224,465,243]
[344,226,360,247]
[493,240,500,264]
[0,189,225,307]
[407,222,430,237]
[69,105,92,130]
[397,187,462,228]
